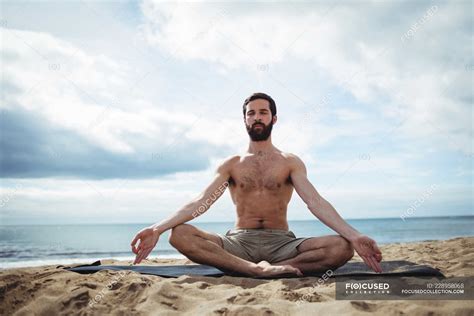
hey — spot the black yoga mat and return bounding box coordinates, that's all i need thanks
[61,260,444,278]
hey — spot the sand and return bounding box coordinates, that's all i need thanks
[1,237,473,316]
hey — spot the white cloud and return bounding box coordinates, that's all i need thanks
[140,0,473,155]
[1,27,229,155]
[334,108,366,121]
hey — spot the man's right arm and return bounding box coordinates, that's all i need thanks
[150,157,235,235]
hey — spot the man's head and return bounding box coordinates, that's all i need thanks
[242,92,277,142]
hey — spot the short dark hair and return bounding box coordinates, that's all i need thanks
[242,92,277,117]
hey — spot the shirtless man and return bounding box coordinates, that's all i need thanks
[131,92,383,277]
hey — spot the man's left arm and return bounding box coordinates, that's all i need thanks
[289,155,383,272]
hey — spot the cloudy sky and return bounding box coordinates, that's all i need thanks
[0,0,472,225]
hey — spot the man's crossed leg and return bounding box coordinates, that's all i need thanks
[168,224,354,277]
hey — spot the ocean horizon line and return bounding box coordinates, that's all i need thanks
[1,214,472,226]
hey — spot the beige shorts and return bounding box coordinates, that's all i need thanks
[218,228,312,263]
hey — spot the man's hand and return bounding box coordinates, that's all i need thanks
[351,235,383,273]
[130,226,160,264]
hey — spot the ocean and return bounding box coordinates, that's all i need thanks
[1,216,472,269]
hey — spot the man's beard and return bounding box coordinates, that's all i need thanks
[246,121,273,141]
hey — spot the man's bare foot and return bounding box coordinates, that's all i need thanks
[254,260,303,277]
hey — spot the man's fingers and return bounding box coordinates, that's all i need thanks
[134,251,145,265]
[365,255,382,273]
[361,256,372,271]
[130,234,140,247]
[131,244,139,254]
[134,248,146,264]
[137,249,148,264]
[131,234,142,255]
[368,256,382,273]
[134,247,152,265]
[133,254,140,265]
[142,248,152,262]
[375,253,383,262]
[368,240,383,262]
[132,242,143,255]
[284,265,302,276]
[372,241,382,255]
[362,255,377,273]
[295,267,303,277]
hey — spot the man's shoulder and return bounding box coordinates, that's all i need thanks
[223,155,242,164]
[280,152,306,171]
[281,152,303,163]
[217,155,241,172]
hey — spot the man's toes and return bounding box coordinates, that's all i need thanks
[293,267,303,276]
[283,264,302,276]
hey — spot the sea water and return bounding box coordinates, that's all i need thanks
[1,216,472,269]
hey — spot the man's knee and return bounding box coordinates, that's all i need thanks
[330,236,354,267]
[168,224,195,248]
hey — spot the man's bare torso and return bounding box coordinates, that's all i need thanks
[227,149,295,230]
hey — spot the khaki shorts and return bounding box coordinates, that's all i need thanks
[217,228,312,263]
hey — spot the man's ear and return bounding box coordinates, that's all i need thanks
[272,115,277,125]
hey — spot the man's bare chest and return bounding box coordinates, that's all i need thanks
[229,158,292,192]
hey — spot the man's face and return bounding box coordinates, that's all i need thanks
[244,99,276,141]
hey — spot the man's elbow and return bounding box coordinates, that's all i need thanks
[307,203,319,213]
[190,196,216,218]
[306,196,323,211]
[191,203,208,218]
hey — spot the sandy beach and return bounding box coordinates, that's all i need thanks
[1,237,472,316]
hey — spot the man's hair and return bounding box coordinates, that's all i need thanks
[242,92,277,117]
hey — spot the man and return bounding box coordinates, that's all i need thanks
[131,92,383,277]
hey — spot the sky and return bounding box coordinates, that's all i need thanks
[0,0,472,225]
